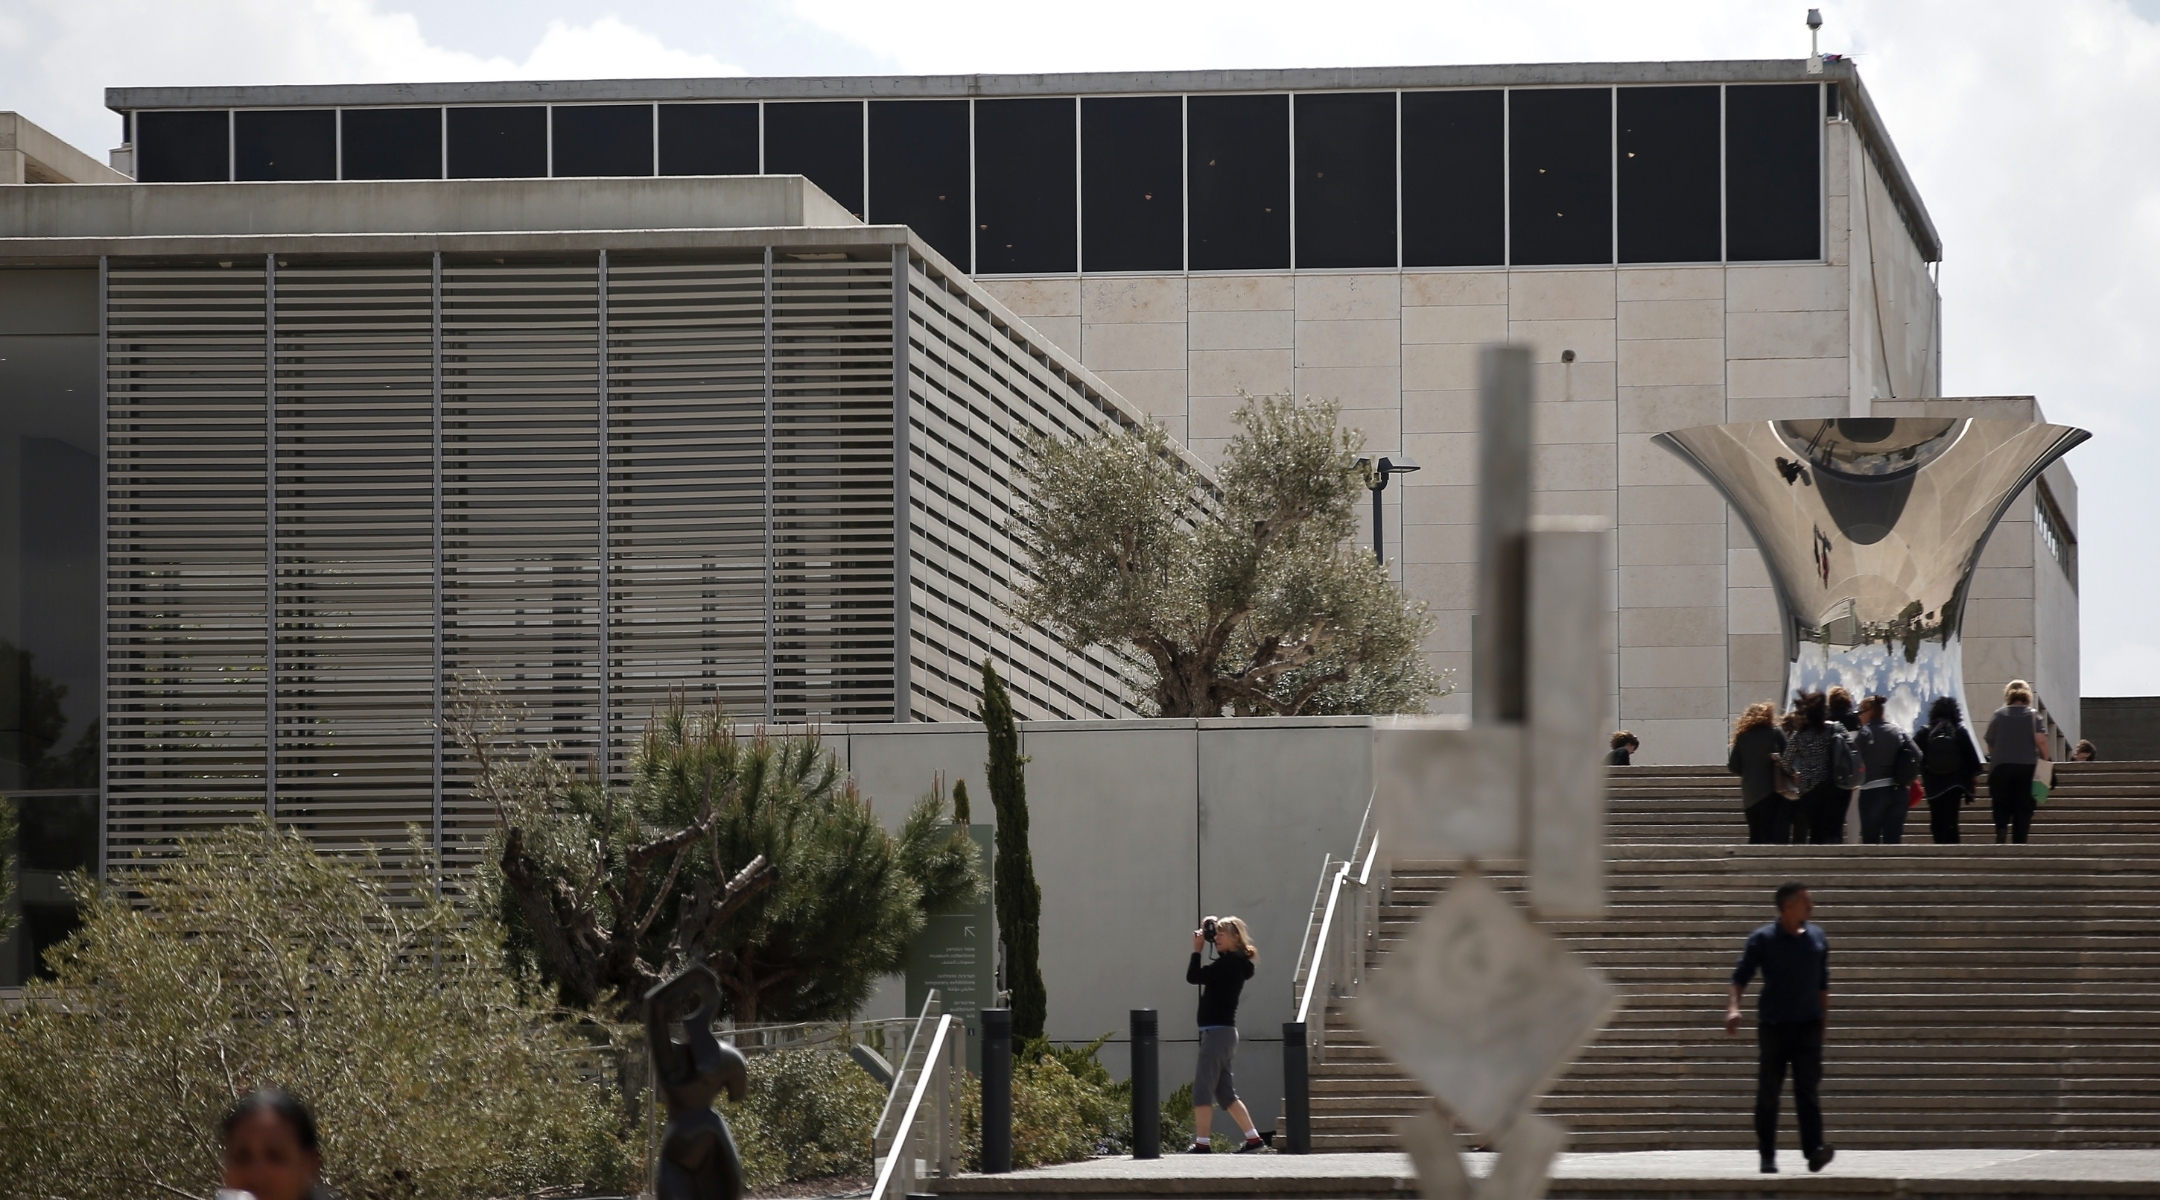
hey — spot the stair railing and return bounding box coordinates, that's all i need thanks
[871,990,942,1159]
[868,991,959,1200]
[1291,787,1382,1066]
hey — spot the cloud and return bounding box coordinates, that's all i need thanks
[0,1,741,154]
[520,16,742,79]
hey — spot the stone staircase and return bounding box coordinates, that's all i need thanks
[1308,761,2160,1151]
[1609,761,2160,845]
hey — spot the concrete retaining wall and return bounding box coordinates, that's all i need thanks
[812,716,1384,1136]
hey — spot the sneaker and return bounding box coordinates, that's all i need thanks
[1236,1137,1268,1153]
[1807,1145,1836,1173]
[1185,1141,1212,1154]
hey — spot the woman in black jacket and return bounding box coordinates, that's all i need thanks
[1727,702,1791,843]
[1786,692,1851,844]
[1916,695,1984,843]
[1186,917,1264,1153]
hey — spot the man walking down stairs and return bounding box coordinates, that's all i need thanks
[1727,881,1835,1175]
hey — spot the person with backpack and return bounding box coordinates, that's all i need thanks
[1917,696,1984,844]
[1786,692,1858,845]
[1984,679,2051,844]
[1853,695,1920,844]
[1827,688,1861,732]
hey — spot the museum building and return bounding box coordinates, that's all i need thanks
[0,59,2083,982]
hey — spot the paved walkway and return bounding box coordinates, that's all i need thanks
[938,1149,2160,1196]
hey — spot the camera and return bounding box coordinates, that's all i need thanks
[1202,918,1218,944]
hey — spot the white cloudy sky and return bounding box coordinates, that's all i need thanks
[3,0,2158,695]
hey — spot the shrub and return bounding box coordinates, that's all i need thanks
[0,821,633,1200]
[1161,1081,1197,1148]
[957,1036,1131,1170]
[725,1048,886,1187]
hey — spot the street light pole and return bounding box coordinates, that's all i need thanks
[1359,454,1422,566]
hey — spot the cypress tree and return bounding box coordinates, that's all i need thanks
[982,659,1047,1040]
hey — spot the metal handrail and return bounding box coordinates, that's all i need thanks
[872,991,942,1158]
[867,1011,958,1200]
[726,1015,917,1058]
[1289,852,1335,997]
[1291,788,1382,1065]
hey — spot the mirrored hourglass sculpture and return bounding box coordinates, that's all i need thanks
[1655,417,2087,733]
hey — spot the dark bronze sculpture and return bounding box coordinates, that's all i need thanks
[646,965,750,1200]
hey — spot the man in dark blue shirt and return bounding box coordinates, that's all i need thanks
[1726,881,1834,1175]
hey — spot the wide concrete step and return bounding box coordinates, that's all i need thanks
[1299,770,2160,1150]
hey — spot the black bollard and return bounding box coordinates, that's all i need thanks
[1282,1021,1311,1154]
[982,1008,1013,1174]
[1130,1009,1160,1159]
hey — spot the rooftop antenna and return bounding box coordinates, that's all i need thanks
[1806,9,1825,74]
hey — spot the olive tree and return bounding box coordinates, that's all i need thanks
[0,822,633,1200]
[1014,392,1446,717]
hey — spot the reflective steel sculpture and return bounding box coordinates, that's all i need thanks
[646,965,749,1200]
[1654,417,2088,732]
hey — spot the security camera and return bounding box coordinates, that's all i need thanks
[1807,8,1822,29]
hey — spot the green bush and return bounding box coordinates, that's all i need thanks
[1162,1082,1197,1148]
[957,1036,1132,1170]
[724,1048,887,1187]
[0,821,633,1200]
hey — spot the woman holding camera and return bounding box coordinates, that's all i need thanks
[1187,916,1265,1153]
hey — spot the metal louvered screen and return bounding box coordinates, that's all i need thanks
[438,260,604,864]
[100,239,1170,864]
[900,254,1151,720]
[272,261,437,857]
[107,265,270,862]
[604,257,771,739]
[771,259,897,719]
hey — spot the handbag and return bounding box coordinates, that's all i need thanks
[1908,779,1926,810]
[1772,752,1800,801]
[2032,757,2054,806]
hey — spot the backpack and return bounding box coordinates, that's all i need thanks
[1923,720,1963,776]
[1892,730,1922,786]
[1831,729,1863,790]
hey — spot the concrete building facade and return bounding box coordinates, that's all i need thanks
[0,60,2088,982]
[0,169,1218,981]
[93,61,2078,762]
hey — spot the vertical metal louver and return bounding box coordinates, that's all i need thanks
[439,260,602,861]
[901,256,1152,721]
[603,258,771,737]
[106,265,270,859]
[271,262,438,857]
[770,259,898,719]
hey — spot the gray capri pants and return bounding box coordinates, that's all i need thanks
[1195,1025,1239,1108]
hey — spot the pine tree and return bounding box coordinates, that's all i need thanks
[981,660,1047,1039]
[453,682,981,1025]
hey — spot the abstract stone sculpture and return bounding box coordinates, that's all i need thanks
[646,964,750,1200]
[1366,346,1618,1200]
[1654,416,2087,731]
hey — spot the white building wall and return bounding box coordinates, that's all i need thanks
[978,113,2007,765]
[819,716,1382,1137]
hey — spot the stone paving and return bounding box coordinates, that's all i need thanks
[937,1149,2160,1196]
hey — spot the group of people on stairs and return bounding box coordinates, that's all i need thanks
[1721,680,2089,845]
